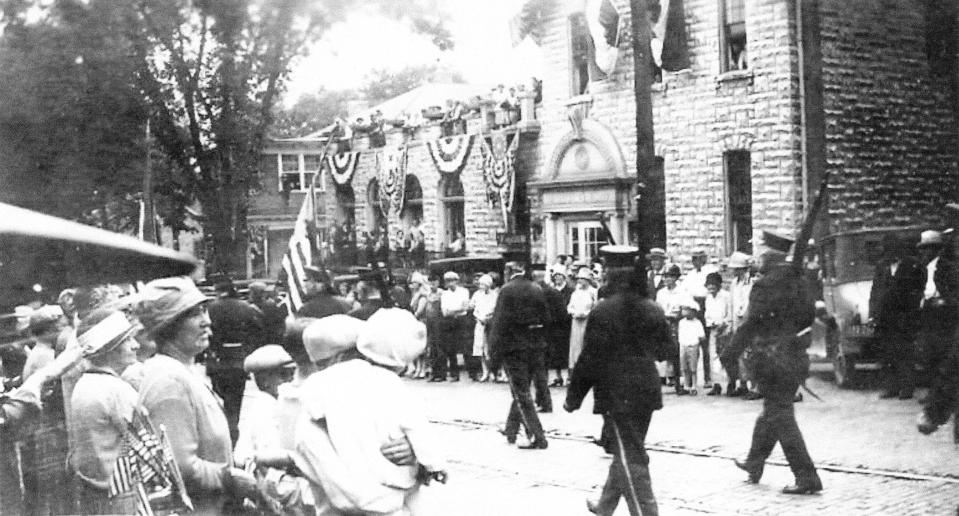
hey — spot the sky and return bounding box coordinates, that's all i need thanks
[284,0,547,106]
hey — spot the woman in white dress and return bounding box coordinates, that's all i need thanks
[567,268,598,371]
[469,274,498,381]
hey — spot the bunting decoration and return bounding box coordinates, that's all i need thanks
[376,145,408,215]
[480,128,521,227]
[325,152,360,186]
[426,134,474,175]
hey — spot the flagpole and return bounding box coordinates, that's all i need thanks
[312,128,339,266]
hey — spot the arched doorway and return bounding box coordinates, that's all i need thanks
[333,185,356,265]
[438,174,465,256]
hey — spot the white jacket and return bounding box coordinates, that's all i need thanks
[293,359,444,515]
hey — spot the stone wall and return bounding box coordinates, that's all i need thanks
[818,0,959,233]
[529,0,804,263]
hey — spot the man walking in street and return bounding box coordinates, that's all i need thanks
[869,234,924,400]
[489,261,551,449]
[207,277,265,445]
[566,246,671,516]
[720,231,823,495]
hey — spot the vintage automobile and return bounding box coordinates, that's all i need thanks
[816,226,922,387]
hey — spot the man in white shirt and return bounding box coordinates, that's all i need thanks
[916,230,958,380]
[682,249,720,385]
[656,265,693,393]
[438,271,470,381]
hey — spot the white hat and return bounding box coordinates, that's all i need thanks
[356,308,427,368]
[77,309,139,357]
[576,267,593,280]
[681,299,699,311]
[244,344,295,372]
[728,251,752,269]
[302,315,366,362]
[917,230,944,248]
[443,271,460,281]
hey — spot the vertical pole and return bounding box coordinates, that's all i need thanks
[631,0,656,254]
[142,119,157,244]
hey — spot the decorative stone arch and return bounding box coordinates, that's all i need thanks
[545,119,627,180]
[716,133,755,152]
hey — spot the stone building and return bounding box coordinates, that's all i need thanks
[255,83,541,277]
[252,0,958,277]
[524,0,958,264]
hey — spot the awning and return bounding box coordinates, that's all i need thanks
[0,202,198,300]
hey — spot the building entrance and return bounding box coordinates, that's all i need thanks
[566,220,604,264]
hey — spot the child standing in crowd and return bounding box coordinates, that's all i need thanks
[656,265,688,393]
[704,272,732,395]
[678,300,706,395]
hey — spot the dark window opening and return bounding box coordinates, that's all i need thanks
[570,12,592,95]
[724,150,752,254]
[439,175,466,253]
[720,0,747,72]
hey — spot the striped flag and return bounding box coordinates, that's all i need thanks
[281,180,317,313]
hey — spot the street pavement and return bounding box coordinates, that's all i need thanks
[405,370,959,515]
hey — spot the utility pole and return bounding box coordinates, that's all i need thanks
[631,0,655,253]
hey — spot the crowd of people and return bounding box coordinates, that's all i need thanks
[3,218,959,515]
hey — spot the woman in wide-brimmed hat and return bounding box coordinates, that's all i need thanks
[567,267,598,372]
[136,276,257,514]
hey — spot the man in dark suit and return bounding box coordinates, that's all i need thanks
[869,234,924,400]
[489,261,552,449]
[566,246,671,516]
[721,231,822,495]
[206,278,264,445]
[297,266,352,319]
[645,247,668,295]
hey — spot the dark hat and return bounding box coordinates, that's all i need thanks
[599,245,640,269]
[664,264,682,277]
[705,272,723,287]
[760,230,794,254]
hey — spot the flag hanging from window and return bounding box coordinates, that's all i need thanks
[281,180,316,313]
[650,0,690,71]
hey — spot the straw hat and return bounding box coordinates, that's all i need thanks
[576,267,593,281]
[356,308,427,368]
[77,309,140,358]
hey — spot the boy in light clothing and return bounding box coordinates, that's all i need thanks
[704,272,733,395]
[677,301,706,395]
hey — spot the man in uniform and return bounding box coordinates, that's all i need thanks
[565,245,671,516]
[720,231,822,494]
[207,277,264,445]
[489,261,551,449]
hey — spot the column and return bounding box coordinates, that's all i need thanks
[544,214,557,262]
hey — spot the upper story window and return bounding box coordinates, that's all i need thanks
[278,153,324,193]
[720,0,748,72]
[570,12,592,96]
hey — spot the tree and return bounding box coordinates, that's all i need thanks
[0,0,453,276]
[271,88,355,138]
[0,0,151,232]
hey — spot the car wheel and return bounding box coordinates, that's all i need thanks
[834,351,857,388]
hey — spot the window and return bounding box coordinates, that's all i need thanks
[720,0,747,72]
[401,175,423,228]
[366,178,385,234]
[723,150,752,254]
[570,12,592,96]
[278,153,324,193]
[568,221,605,264]
[439,175,466,252]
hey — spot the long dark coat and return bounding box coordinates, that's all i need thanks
[565,292,672,414]
[720,263,815,384]
[869,257,924,336]
[488,276,552,357]
[544,283,573,369]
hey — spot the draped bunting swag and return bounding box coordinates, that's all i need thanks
[480,129,521,227]
[376,145,408,216]
[426,134,474,175]
[325,152,361,186]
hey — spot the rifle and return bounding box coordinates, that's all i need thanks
[791,172,830,274]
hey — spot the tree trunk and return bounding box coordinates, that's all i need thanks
[630,0,656,253]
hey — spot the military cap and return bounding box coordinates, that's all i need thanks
[760,230,794,254]
[599,244,640,268]
[243,344,295,372]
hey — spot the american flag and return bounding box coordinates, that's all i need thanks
[281,180,317,313]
